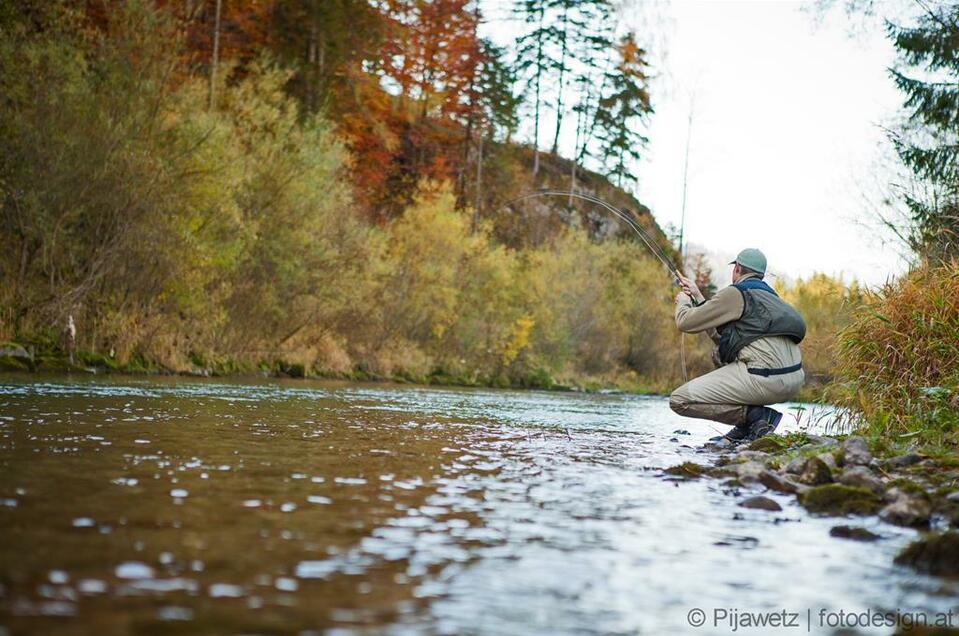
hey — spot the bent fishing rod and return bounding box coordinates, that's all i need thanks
[500,189,686,285]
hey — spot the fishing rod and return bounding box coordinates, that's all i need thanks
[500,188,693,382]
[501,189,685,284]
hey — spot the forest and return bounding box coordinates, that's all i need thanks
[1,0,956,426]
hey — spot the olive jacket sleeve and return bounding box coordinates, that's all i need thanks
[674,285,745,344]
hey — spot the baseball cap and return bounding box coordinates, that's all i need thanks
[729,248,767,275]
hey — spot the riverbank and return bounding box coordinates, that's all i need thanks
[0,341,674,396]
[666,432,959,585]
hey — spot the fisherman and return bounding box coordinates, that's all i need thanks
[670,248,806,444]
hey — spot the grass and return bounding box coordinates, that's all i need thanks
[828,262,959,450]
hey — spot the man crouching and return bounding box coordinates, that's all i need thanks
[670,248,806,445]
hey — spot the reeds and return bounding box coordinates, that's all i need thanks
[829,262,959,447]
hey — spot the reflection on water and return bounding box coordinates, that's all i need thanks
[0,375,954,634]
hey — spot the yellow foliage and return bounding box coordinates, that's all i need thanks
[776,273,865,380]
[502,315,536,366]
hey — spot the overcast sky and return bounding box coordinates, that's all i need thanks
[482,0,914,286]
[634,0,910,285]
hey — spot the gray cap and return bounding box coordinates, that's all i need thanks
[729,248,767,275]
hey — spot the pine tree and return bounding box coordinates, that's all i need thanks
[512,0,614,175]
[592,33,653,188]
[547,0,614,157]
[888,3,959,262]
[512,0,553,175]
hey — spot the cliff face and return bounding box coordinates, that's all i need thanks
[483,143,680,270]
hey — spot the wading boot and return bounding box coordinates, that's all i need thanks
[708,424,751,446]
[746,406,783,441]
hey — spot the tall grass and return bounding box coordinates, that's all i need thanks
[830,262,959,446]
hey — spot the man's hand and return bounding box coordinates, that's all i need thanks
[677,275,705,303]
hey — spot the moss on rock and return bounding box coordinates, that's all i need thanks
[746,436,787,453]
[799,484,883,516]
[663,462,708,479]
[894,531,959,577]
[0,355,32,371]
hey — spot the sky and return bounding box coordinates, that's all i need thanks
[634,0,910,286]
[483,0,914,286]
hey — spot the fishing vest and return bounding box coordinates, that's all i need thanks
[717,278,806,365]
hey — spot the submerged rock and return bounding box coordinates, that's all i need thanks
[839,466,884,494]
[799,456,834,486]
[841,436,873,466]
[894,531,959,577]
[800,484,883,516]
[829,525,882,542]
[739,495,782,512]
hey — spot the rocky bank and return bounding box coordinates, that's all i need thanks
[665,433,959,580]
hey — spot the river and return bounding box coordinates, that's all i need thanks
[0,375,955,635]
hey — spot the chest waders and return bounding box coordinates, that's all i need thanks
[717,278,806,376]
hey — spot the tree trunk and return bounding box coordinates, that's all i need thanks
[570,102,582,205]
[308,3,318,113]
[208,0,223,110]
[472,134,484,234]
[550,8,569,156]
[532,6,545,176]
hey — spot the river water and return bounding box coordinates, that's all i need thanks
[0,375,955,635]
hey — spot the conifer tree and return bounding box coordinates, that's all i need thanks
[888,3,959,262]
[592,33,653,188]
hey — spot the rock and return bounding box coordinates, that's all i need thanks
[799,484,883,516]
[883,487,905,503]
[879,496,931,527]
[0,344,33,371]
[759,470,804,495]
[0,344,30,358]
[805,435,838,447]
[733,450,770,464]
[946,491,959,504]
[829,525,882,542]
[705,437,737,451]
[663,462,706,479]
[799,456,834,486]
[838,466,884,493]
[885,452,925,468]
[784,456,806,475]
[894,531,959,576]
[672,429,690,435]
[732,461,767,483]
[816,452,838,471]
[746,436,786,453]
[841,436,873,466]
[739,495,782,512]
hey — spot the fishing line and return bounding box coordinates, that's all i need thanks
[499,188,692,382]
